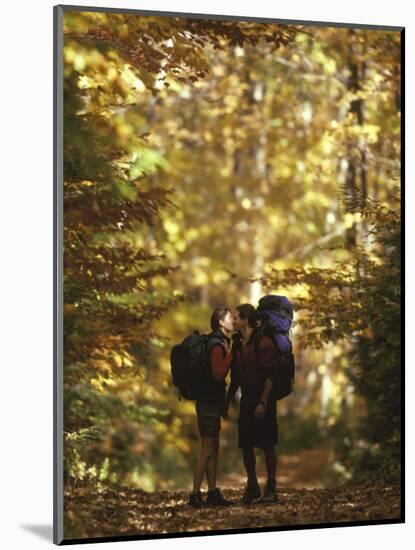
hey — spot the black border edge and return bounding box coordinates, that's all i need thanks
[59,518,404,546]
[53,3,65,546]
[54,3,405,544]
[56,3,404,31]
[400,26,405,524]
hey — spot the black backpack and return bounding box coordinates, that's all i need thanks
[170,331,222,400]
[254,295,295,401]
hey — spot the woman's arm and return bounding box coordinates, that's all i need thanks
[211,344,232,382]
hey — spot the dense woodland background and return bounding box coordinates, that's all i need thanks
[62,10,401,533]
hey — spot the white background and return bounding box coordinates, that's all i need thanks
[1,0,410,548]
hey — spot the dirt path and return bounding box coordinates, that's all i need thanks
[64,480,401,540]
[221,448,333,490]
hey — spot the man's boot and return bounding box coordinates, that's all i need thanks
[261,478,277,503]
[241,478,261,505]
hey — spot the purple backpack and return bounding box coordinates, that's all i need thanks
[255,295,295,400]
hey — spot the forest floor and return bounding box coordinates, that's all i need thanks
[64,480,401,540]
[63,450,401,541]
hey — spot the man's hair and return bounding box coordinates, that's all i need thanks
[210,306,231,331]
[236,303,257,328]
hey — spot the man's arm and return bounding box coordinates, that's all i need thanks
[254,337,277,418]
[226,349,240,399]
[221,350,240,418]
[226,379,240,402]
[260,376,274,403]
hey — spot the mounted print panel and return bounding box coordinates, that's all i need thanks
[54,4,404,545]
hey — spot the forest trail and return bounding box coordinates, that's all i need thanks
[221,448,333,490]
[64,479,401,540]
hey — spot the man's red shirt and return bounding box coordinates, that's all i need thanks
[231,333,278,387]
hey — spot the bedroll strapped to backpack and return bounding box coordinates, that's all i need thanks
[170,331,222,400]
[255,294,295,400]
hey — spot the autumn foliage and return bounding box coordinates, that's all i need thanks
[61,9,401,498]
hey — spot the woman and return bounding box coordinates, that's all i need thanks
[188,306,234,507]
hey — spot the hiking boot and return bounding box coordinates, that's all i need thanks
[206,488,232,507]
[188,491,205,508]
[241,480,261,505]
[261,479,277,503]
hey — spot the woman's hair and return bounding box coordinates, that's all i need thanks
[236,303,257,328]
[210,306,231,331]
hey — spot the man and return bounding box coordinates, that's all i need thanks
[188,306,234,508]
[225,303,279,504]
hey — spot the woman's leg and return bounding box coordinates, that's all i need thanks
[205,434,220,491]
[192,436,216,492]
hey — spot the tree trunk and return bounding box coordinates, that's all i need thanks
[344,30,368,247]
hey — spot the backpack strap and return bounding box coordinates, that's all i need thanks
[235,330,267,379]
[252,330,265,378]
[206,335,224,358]
[231,333,242,355]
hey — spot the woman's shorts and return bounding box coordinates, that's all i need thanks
[195,399,223,438]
